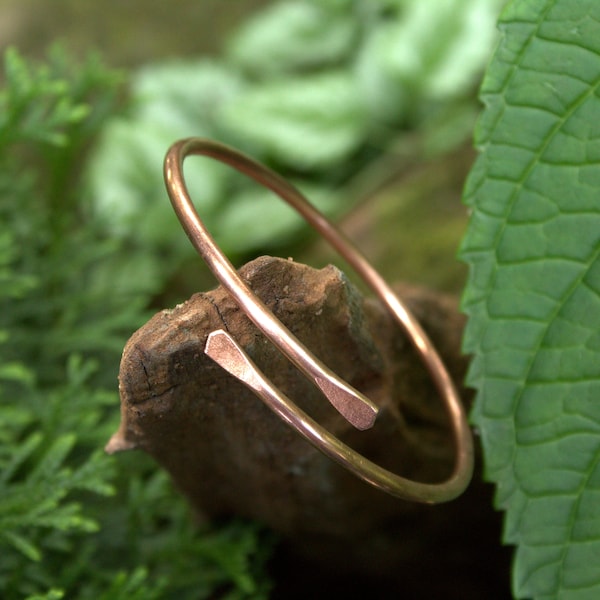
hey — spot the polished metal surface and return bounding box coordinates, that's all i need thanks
[164,137,473,502]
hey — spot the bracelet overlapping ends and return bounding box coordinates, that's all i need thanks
[163,137,473,503]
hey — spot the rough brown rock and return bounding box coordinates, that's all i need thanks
[108,255,509,597]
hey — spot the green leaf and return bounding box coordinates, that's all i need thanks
[88,61,240,251]
[226,1,358,76]
[0,361,34,385]
[0,432,42,485]
[29,434,76,484]
[460,1,600,598]
[92,567,163,600]
[213,182,339,254]
[25,590,64,600]
[220,71,368,170]
[2,530,42,562]
[355,0,502,123]
[0,46,104,149]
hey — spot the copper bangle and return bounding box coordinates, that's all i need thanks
[163,137,473,503]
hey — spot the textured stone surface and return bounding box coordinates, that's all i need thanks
[108,255,508,595]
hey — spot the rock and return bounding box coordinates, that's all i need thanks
[108,255,509,595]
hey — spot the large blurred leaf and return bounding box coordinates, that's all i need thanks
[227,0,358,76]
[213,181,340,253]
[356,0,502,123]
[460,1,600,597]
[88,61,241,249]
[220,71,368,171]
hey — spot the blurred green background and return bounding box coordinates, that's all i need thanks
[2,0,499,294]
[0,1,502,598]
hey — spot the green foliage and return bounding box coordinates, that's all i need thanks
[226,0,358,76]
[460,0,600,597]
[89,0,502,265]
[0,47,271,599]
[221,70,367,171]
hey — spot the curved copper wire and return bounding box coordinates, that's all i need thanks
[163,137,473,502]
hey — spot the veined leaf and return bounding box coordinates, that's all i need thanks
[461,1,600,598]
